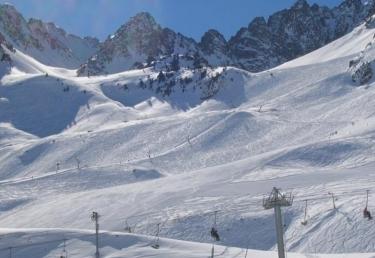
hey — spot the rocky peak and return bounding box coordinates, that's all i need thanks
[247,17,270,38]
[332,0,372,38]
[28,19,67,37]
[129,12,157,25]
[115,12,161,40]
[334,0,364,18]
[199,29,227,55]
[79,0,375,75]
[0,3,99,68]
[291,0,310,10]
[0,3,25,30]
[0,3,22,19]
[104,12,164,57]
[340,0,363,9]
[0,3,29,44]
[248,17,267,29]
[78,12,202,76]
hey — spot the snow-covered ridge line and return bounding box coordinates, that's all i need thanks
[78,0,375,76]
[2,0,375,75]
[0,3,99,69]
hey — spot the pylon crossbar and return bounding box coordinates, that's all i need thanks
[263,187,293,209]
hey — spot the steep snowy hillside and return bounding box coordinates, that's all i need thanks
[0,3,99,69]
[4,5,375,258]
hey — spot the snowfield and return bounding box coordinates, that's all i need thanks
[2,18,375,258]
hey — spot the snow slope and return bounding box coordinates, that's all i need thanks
[3,17,375,257]
[2,228,375,258]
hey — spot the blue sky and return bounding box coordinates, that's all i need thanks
[2,0,342,41]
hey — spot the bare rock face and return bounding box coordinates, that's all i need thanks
[0,32,13,77]
[199,29,227,56]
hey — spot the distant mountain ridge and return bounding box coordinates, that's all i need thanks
[226,0,375,72]
[78,0,375,76]
[0,3,99,69]
[1,0,375,74]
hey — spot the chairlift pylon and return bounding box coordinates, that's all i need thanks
[59,239,67,258]
[210,211,220,242]
[124,219,132,233]
[301,200,308,226]
[151,223,161,249]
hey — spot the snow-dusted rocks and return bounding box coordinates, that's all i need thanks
[2,0,375,75]
[78,0,375,76]
[0,33,13,77]
[227,0,375,72]
[0,3,99,69]
[199,29,230,67]
[77,12,199,76]
[351,61,373,85]
[349,24,375,85]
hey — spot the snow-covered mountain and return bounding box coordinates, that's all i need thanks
[79,0,375,76]
[3,11,375,256]
[2,0,375,75]
[227,0,375,71]
[0,3,99,69]
[76,12,200,76]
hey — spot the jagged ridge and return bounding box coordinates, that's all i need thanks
[78,0,375,76]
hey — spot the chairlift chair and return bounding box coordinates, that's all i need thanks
[151,243,160,249]
[364,190,373,220]
[210,227,220,241]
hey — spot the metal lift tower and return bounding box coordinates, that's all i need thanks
[263,187,293,258]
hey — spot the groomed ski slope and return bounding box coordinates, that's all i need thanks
[4,228,375,258]
[2,19,375,257]
[2,228,375,258]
